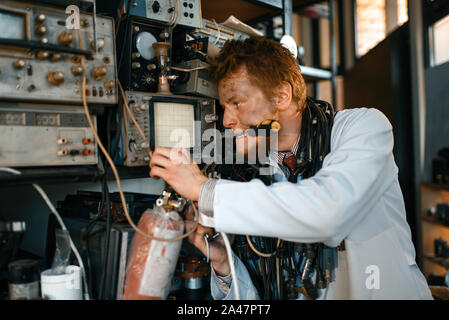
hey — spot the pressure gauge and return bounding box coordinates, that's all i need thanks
[135,32,157,61]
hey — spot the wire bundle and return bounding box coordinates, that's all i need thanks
[214,97,337,300]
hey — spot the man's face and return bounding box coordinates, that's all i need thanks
[218,67,277,157]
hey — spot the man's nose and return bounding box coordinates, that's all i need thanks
[222,108,238,129]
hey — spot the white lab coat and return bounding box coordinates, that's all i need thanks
[209,108,433,300]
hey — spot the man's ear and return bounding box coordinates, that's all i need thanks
[274,81,292,111]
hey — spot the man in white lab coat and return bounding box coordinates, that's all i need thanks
[149,38,433,300]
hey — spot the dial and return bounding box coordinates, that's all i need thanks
[135,31,157,61]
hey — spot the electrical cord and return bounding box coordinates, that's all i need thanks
[221,232,240,300]
[0,167,90,300]
[246,235,281,258]
[171,65,209,72]
[99,175,111,300]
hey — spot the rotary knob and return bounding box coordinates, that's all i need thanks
[35,13,46,23]
[35,25,48,36]
[146,64,157,71]
[92,66,107,80]
[132,52,141,59]
[13,59,26,70]
[37,51,50,60]
[104,80,115,89]
[91,38,105,50]
[47,72,65,85]
[58,31,73,46]
[50,53,62,62]
[71,65,84,76]
[132,62,141,69]
[160,31,170,40]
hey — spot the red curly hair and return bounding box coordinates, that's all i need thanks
[209,37,307,112]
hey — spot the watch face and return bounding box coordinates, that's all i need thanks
[135,31,157,61]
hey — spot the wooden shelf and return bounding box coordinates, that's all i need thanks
[424,255,449,269]
[422,216,449,229]
[422,181,449,191]
[0,166,103,187]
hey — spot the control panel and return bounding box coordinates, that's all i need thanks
[171,59,218,99]
[191,18,251,49]
[125,0,202,29]
[0,104,98,167]
[117,18,172,92]
[116,91,217,167]
[0,1,117,104]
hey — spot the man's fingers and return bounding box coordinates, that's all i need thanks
[149,166,167,180]
[149,153,171,169]
[152,146,173,158]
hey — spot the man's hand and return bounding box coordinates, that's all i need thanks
[185,206,230,276]
[149,147,208,201]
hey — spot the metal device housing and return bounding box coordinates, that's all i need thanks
[171,59,218,99]
[0,103,98,167]
[116,91,217,167]
[124,0,202,29]
[117,17,172,92]
[0,0,117,104]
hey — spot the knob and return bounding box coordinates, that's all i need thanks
[139,104,148,111]
[40,37,49,44]
[160,31,170,40]
[58,31,73,46]
[35,25,48,35]
[35,14,46,23]
[104,80,115,89]
[205,114,218,123]
[50,53,62,62]
[133,26,140,33]
[132,62,141,69]
[36,51,50,60]
[152,1,160,13]
[91,38,105,50]
[132,52,141,59]
[92,66,107,80]
[71,65,84,76]
[13,59,26,70]
[47,72,65,85]
[146,64,157,71]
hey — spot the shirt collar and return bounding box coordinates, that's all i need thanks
[271,134,301,166]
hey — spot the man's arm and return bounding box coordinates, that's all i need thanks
[210,251,260,300]
[205,108,396,247]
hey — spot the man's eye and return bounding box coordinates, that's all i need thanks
[235,102,241,108]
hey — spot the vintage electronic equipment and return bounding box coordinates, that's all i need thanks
[190,18,251,50]
[115,91,218,167]
[172,32,209,63]
[103,223,135,300]
[122,0,202,29]
[117,17,172,92]
[171,59,218,99]
[0,0,117,104]
[0,103,98,167]
[57,191,159,224]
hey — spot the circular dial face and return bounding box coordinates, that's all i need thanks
[135,31,157,61]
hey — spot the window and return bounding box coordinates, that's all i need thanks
[429,14,449,67]
[356,0,408,57]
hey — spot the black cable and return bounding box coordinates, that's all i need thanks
[98,168,111,300]
[84,196,106,299]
